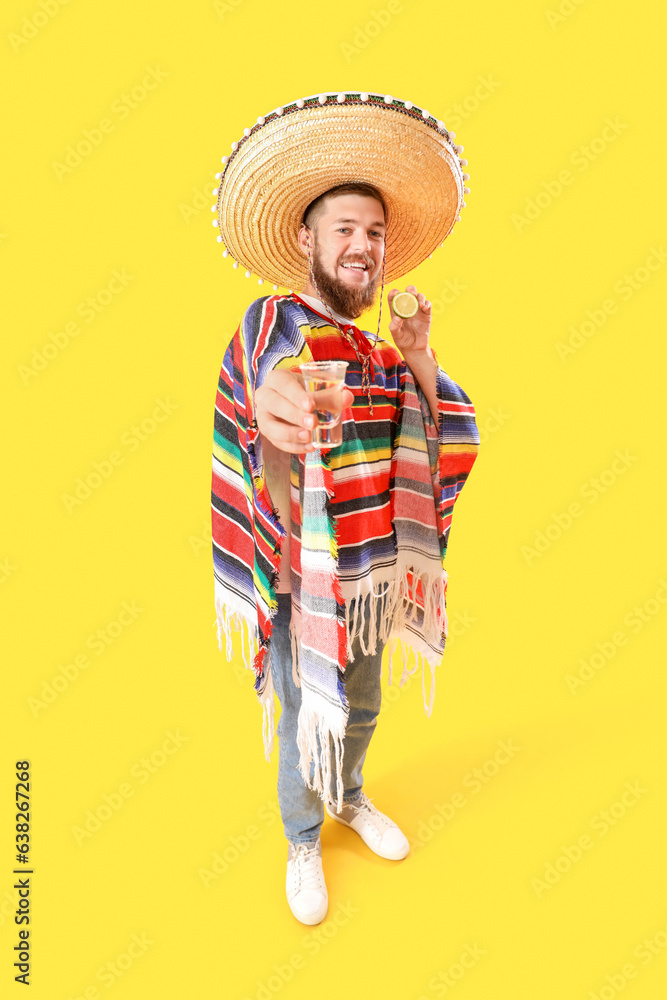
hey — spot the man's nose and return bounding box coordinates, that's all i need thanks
[349,229,372,253]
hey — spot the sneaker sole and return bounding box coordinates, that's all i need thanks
[287,894,329,925]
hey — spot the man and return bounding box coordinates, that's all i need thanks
[210,92,480,927]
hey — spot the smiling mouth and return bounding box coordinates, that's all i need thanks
[340,261,369,271]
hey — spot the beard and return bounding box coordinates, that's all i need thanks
[309,237,384,319]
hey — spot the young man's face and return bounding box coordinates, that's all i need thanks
[297,193,386,319]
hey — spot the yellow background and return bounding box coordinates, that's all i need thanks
[2,0,666,997]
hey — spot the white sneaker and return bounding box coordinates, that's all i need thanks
[286,838,328,925]
[326,791,410,860]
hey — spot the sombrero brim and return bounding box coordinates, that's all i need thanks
[214,92,467,288]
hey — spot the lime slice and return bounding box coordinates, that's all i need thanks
[392,291,419,319]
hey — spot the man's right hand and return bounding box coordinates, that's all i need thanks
[255,369,354,454]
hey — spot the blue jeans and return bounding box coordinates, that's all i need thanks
[270,591,386,844]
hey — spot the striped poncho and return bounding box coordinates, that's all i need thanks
[212,293,479,810]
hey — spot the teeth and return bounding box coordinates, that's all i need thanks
[342,263,366,269]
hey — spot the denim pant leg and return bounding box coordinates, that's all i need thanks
[270,592,324,844]
[270,591,385,844]
[329,598,385,807]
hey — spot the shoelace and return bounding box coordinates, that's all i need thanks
[350,793,395,833]
[289,844,325,893]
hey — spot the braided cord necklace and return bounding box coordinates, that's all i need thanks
[303,248,387,416]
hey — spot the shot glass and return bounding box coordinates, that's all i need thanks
[298,360,349,449]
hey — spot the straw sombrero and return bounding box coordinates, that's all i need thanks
[212,91,470,290]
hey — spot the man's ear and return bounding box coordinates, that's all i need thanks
[298,225,311,253]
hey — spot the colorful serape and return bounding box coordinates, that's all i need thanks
[212,294,479,810]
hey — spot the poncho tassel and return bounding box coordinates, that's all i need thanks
[385,638,437,717]
[422,653,437,718]
[258,658,276,761]
[295,697,347,814]
[343,563,448,671]
[214,598,259,668]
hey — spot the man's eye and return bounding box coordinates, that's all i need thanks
[336,227,383,237]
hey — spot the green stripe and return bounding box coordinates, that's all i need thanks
[334,434,392,461]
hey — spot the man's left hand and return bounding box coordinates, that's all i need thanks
[387,285,431,354]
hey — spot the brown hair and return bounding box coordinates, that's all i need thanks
[302,182,387,233]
